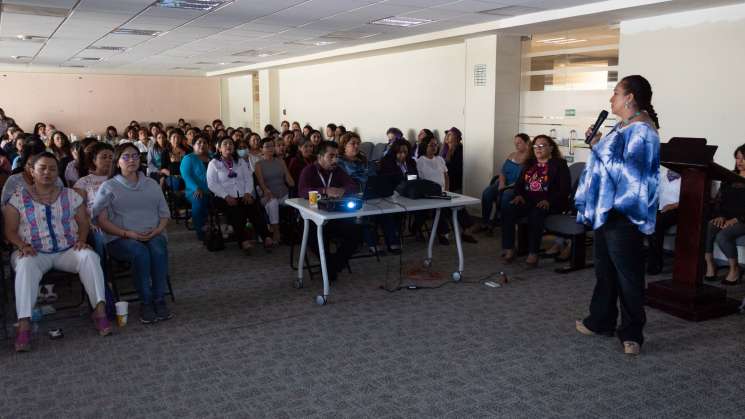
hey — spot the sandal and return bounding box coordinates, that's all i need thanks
[15,327,31,352]
[92,313,112,336]
[623,341,641,356]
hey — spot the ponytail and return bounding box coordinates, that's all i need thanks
[621,75,660,129]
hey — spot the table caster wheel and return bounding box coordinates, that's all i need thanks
[293,279,303,289]
[452,271,462,282]
[315,295,327,305]
[423,258,432,268]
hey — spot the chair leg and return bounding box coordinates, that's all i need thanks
[555,233,593,274]
[166,275,175,303]
[517,224,529,256]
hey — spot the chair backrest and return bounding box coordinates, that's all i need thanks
[359,142,374,159]
[370,142,387,161]
[568,162,586,191]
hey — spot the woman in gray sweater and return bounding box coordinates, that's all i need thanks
[92,143,172,324]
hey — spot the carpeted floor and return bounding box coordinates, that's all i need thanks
[1,223,745,418]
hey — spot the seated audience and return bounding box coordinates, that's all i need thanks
[309,130,323,153]
[325,123,337,141]
[334,125,347,142]
[5,152,110,352]
[10,135,25,170]
[411,129,434,159]
[384,127,403,155]
[135,127,150,153]
[207,138,273,251]
[298,141,361,281]
[180,136,211,241]
[379,139,417,180]
[414,136,451,244]
[288,139,316,188]
[255,139,295,245]
[105,126,119,145]
[246,133,263,170]
[146,131,170,186]
[65,137,97,186]
[704,144,745,285]
[501,135,570,266]
[302,124,312,138]
[2,139,64,205]
[49,131,73,177]
[280,120,290,132]
[120,126,137,144]
[93,143,173,324]
[646,167,680,275]
[478,133,531,234]
[74,142,115,259]
[443,127,477,243]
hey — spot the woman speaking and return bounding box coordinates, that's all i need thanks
[574,75,661,356]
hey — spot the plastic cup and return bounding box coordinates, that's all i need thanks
[115,301,128,327]
[308,190,319,208]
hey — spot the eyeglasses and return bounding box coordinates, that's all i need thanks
[120,152,140,161]
[533,144,549,149]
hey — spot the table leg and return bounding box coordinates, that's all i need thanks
[315,221,329,305]
[451,207,463,282]
[424,208,441,268]
[294,218,310,289]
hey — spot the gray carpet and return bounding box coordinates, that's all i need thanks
[1,224,745,418]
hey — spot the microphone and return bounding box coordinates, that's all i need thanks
[585,110,609,145]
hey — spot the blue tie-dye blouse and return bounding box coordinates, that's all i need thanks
[574,121,660,235]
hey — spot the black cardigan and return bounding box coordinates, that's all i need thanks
[513,157,571,213]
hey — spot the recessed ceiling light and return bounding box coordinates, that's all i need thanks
[60,64,86,68]
[111,28,163,37]
[16,34,47,42]
[155,0,231,12]
[71,57,102,61]
[218,62,226,65]
[88,46,128,52]
[478,6,542,16]
[370,16,433,27]
[171,66,200,70]
[10,55,32,60]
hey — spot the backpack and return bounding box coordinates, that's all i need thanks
[204,211,225,252]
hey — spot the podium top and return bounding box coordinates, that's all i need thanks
[661,138,745,184]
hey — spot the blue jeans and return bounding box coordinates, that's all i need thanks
[108,234,169,305]
[187,192,210,240]
[481,183,501,224]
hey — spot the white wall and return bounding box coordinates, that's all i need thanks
[620,3,745,166]
[220,74,253,128]
[276,43,466,142]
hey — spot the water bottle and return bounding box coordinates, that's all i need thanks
[31,307,42,334]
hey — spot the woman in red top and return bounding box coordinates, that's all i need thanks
[501,135,570,266]
[287,139,316,195]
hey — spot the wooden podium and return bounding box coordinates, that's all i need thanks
[646,137,741,321]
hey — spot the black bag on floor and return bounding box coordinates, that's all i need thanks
[205,212,225,252]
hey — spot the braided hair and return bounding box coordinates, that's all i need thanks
[620,75,660,129]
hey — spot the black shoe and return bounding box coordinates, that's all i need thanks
[140,304,158,324]
[154,301,173,321]
[704,274,719,282]
[438,235,450,246]
[721,277,742,286]
[461,233,478,244]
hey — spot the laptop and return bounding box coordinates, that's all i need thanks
[361,174,401,199]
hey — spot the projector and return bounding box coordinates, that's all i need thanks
[317,197,363,212]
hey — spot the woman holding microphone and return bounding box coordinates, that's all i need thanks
[574,75,661,356]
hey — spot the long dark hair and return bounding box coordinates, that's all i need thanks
[620,75,659,129]
[526,134,563,165]
[13,138,47,175]
[733,144,745,173]
[49,131,71,159]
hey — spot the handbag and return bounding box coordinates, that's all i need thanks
[204,211,225,252]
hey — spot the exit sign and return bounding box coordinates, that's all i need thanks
[565,109,576,117]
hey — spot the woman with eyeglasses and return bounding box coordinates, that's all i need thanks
[501,134,570,266]
[255,138,295,246]
[93,143,172,324]
[207,138,273,252]
[5,152,111,351]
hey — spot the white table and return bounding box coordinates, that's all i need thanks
[284,192,481,305]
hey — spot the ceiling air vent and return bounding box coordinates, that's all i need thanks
[111,28,163,37]
[232,49,284,58]
[370,16,433,27]
[478,6,542,16]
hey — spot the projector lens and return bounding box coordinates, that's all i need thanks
[347,202,355,209]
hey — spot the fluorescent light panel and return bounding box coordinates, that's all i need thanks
[321,31,378,40]
[88,46,128,52]
[285,40,336,47]
[111,28,163,37]
[155,0,230,11]
[0,3,69,18]
[370,16,433,27]
[71,57,102,61]
[479,6,542,16]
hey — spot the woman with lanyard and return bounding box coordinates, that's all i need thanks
[574,75,661,356]
[207,138,273,252]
